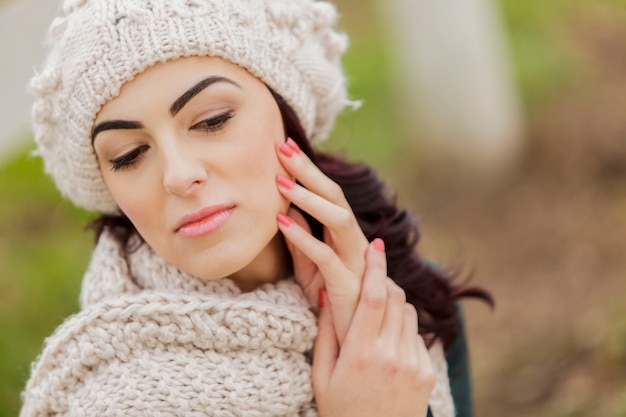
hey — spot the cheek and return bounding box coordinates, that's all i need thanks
[101,170,161,229]
[232,143,290,212]
[234,117,287,180]
[242,150,286,197]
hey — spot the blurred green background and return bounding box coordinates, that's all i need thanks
[2,0,626,416]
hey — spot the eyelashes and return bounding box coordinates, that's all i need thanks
[191,112,235,132]
[109,145,149,171]
[108,112,236,172]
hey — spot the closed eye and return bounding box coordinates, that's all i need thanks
[109,145,149,171]
[191,112,235,132]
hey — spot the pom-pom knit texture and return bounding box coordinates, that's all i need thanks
[31,0,352,213]
[20,232,455,416]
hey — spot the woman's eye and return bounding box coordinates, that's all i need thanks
[192,112,235,132]
[109,145,149,171]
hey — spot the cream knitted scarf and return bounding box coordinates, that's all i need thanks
[20,232,455,417]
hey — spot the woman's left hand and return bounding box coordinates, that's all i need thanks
[275,138,370,343]
[312,239,435,417]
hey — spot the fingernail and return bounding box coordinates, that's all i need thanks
[373,238,385,252]
[318,287,326,308]
[278,143,293,157]
[276,174,295,190]
[277,212,293,227]
[286,137,301,153]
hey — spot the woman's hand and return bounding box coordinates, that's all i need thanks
[275,138,369,342]
[275,140,435,416]
[313,239,435,417]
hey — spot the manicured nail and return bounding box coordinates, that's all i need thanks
[276,174,295,190]
[286,137,301,153]
[318,287,326,308]
[278,143,293,157]
[373,238,385,252]
[277,212,293,227]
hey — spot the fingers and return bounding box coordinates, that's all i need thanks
[398,303,420,369]
[344,239,419,355]
[401,303,419,347]
[312,289,339,392]
[277,209,359,298]
[277,173,353,240]
[276,139,368,272]
[342,239,389,346]
[378,278,407,344]
[276,138,372,343]
[397,302,436,395]
[283,208,321,297]
[278,138,352,211]
[311,238,437,417]
[278,211,360,343]
[411,327,436,394]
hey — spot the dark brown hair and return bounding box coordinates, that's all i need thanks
[90,89,492,349]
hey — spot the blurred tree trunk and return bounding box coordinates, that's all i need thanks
[381,0,525,186]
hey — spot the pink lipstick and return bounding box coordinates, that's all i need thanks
[175,205,234,238]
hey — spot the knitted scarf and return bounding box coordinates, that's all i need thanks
[20,232,455,417]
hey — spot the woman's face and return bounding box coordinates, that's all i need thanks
[93,57,291,289]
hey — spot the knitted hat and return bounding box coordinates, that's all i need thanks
[31,0,351,214]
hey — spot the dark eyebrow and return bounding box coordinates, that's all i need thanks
[91,120,144,144]
[169,76,241,117]
[91,76,240,144]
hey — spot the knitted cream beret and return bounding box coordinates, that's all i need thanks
[31,0,351,213]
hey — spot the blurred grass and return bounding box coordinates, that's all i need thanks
[501,0,626,106]
[1,0,621,414]
[0,143,93,416]
[499,0,577,106]
[320,0,399,175]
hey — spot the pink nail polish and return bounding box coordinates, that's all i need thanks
[278,143,293,157]
[286,138,301,153]
[373,238,385,252]
[276,174,295,190]
[277,212,293,226]
[318,288,326,308]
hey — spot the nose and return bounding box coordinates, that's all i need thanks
[162,143,208,196]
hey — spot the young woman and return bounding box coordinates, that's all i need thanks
[21,0,490,416]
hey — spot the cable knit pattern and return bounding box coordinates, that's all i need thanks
[20,232,455,416]
[31,0,354,214]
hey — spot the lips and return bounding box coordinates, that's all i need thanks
[175,204,235,238]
